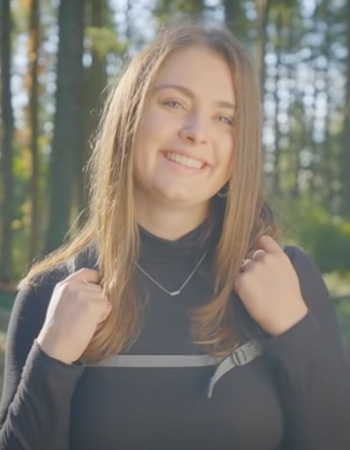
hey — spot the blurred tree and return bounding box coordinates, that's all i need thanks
[289,96,304,199]
[271,7,283,196]
[0,0,349,279]
[154,0,205,25]
[317,0,334,206]
[0,0,15,283]
[256,0,272,95]
[341,0,350,215]
[78,0,125,226]
[27,0,41,261]
[77,0,109,224]
[223,0,245,40]
[45,0,85,252]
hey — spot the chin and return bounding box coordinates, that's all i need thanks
[158,189,209,207]
[161,192,194,204]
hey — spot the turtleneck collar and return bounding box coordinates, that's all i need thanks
[138,220,212,265]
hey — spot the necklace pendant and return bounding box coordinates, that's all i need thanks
[134,250,208,298]
[170,290,181,296]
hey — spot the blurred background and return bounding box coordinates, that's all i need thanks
[0,0,349,390]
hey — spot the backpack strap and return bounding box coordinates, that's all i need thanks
[207,340,262,398]
[65,244,262,398]
[86,339,262,398]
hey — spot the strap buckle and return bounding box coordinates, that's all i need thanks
[231,348,248,366]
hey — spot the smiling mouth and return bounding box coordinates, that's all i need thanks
[164,151,205,170]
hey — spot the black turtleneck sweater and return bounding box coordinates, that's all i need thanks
[0,225,350,450]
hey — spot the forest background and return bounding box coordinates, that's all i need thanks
[0,0,350,391]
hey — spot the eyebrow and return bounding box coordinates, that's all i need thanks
[152,83,236,110]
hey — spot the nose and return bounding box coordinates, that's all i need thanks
[179,111,208,145]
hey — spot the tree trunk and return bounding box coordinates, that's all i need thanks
[284,7,298,198]
[256,0,272,164]
[321,11,333,207]
[45,0,85,253]
[306,1,321,200]
[272,11,283,195]
[341,0,350,215]
[28,0,41,262]
[291,98,304,199]
[256,0,272,96]
[0,0,15,283]
[78,0,107,226]
[223,0,243,39]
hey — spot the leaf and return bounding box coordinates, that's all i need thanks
[85,27,127,59]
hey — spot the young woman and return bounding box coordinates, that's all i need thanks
[0,25,349,450]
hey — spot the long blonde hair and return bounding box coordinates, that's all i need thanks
[23,24,279,362]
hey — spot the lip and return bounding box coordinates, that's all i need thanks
[160,149,210,167]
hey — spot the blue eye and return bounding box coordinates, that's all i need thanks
[219,115,234,126]
[163,99,183,109]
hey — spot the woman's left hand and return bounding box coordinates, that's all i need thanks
[234,235,309,336]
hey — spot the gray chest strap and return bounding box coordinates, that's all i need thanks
[207,340,262,398]
[66,255,262,397]
[88,340,262,398]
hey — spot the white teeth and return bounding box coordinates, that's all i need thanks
[166,152,204,169]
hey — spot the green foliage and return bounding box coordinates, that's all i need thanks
[85,27,126,59]
[153,0,205,26]
[2,0,350,284]
[276,198,350,273]
[335,298,350,355]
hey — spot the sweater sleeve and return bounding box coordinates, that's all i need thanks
[261,246,350,450]
[0,271,84,450]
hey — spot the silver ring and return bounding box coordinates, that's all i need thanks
[241,258,252,270]
[252,249,265,261]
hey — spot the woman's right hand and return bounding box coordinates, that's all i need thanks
[37,268,112,364]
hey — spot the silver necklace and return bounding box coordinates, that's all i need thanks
[134,250,208,297]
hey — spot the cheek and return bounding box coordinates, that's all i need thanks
[133,113,170,171]
[135,117,155,146]
[220,134,235,168]
[132,117,158,162]
[218,139,235,184]
[138,110,172,143]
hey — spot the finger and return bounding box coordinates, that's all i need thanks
[65,268,101,285]
[256,235,283,254]
[98,300,113,323]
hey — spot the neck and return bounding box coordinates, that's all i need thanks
[135,203,209,241]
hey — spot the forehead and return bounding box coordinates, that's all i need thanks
[152,46,235,102]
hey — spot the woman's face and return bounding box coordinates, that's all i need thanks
[132,45,236,219]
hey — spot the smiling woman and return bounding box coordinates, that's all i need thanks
[1,24,350,450]
[132,46,236,237]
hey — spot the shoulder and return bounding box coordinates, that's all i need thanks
[283,245,331,313]
[19,262,70,295]
[4,263,71,367]
[283,245,324,283]
[13,263,70,321]
[19,242,97,293]
[15,242,98,312]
